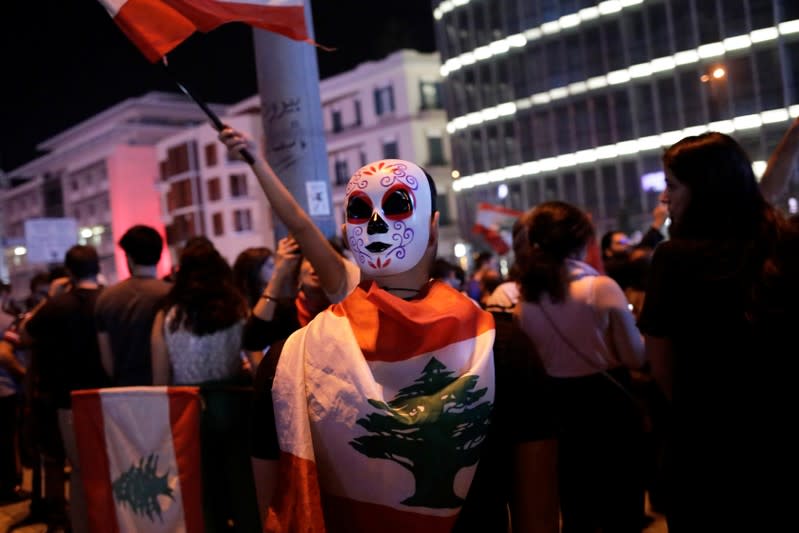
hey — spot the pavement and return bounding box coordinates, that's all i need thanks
[1,469,668,532]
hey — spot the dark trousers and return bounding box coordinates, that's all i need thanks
[551,372,646,533]
[0,394,19,495]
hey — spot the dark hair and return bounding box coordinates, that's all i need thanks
[474,251,494,271]
[119,225,163,266]
[421,168,438,214]
[164,244,247,336]
[29,272,49,293]
[65,245,99,280]
[232,247,273,308]
[600,230,624,254]
[431,258,456,280]
[519,201,595,303]
[663,132,766,240]
[664,132,799,326]
[48,266,70,282]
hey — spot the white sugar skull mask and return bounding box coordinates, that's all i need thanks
[344,160,433,276]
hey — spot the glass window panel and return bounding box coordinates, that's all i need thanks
[612,89,633,141]
[532,110,554,158]
[602,165,621,218]
[584,27,604,77]
[622,161,642,216]
[565,34,584,84]
[648,3,671,57]
[656,78,680,132]
[670,0,696,49]
[582,169,600,218]
[728,55,757,115]
[574,100,592,150]
[755,48,785,110]
[679,67,705,125]
[627,11,648,65]
[563,172,579,206]
[696,2,720,44]
[634,84,656,137]
[554,105,572,154]
[749,0,774,29]
[594,95,613,146]
[604,20,625,71]
[723,0,747,36]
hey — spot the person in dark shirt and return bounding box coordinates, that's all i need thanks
[26,245,109,533]
[638,132,799,531]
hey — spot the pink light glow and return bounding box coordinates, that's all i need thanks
[107,145,172,280]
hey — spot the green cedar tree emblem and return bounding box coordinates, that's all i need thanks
[350,357,492,508]
[112,453,174,522]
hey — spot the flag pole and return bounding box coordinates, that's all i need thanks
[161,57,255,165]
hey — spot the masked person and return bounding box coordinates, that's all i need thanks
[219,129,558,533]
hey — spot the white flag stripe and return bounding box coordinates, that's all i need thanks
[98,0,126,16]
[100,390,187,533]
[275,307,495,514]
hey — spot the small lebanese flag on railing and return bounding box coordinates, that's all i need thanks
[97,0,311,62]
[72,387,204,533]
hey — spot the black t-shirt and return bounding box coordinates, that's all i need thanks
[94,277,170,386]
[26,287,110,408]
[638,237,798,526]
[250,310,554,532]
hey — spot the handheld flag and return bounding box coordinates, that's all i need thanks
[97,0,312,62]
[72,387,204,533]
[472,202,524,255]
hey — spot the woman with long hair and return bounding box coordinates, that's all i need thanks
[638,132,799,531]
[151,242,258,531]
[515,201,647,533]
[151,242,248,385]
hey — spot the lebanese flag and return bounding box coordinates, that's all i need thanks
[97,0,311,62]
[266,281,496,532]
[71,387,204,533]
[471,202,524,255]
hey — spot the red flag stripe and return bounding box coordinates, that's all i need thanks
[265,452,326,532]
[322,493,458,533]
[168,387,204,533]
[331,281,494,362]
[71,391,120,533]
[114,0,196,62]
[164,0,308,38]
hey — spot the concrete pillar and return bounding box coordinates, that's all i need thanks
[252,0,335,240]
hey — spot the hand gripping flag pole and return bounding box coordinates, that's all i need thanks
[161,56,255,165]
[95,0,320,167]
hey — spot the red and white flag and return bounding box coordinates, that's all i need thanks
[266,281,495,532]
[72,387,204,533]
[472,202,524,255]
[97,0,311,62]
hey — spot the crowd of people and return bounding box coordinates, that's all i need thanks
[0,116,797,532]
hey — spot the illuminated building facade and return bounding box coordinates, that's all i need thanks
[433,0,799,237]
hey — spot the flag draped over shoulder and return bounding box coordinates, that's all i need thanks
[71,387,204,533]
[267,281,496,532]
[97,0,310,62]
[472,202,524,255]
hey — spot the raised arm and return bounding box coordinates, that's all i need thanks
[219,128,347,297]
[760,117,799,204]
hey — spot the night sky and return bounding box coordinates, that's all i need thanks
[1,0,437,172]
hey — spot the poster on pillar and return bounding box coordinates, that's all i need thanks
[306,181,331,217]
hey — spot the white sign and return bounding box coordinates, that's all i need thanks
[306,181,331,217]
[24,218,78,264]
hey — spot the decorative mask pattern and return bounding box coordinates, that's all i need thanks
[345,160,432,276]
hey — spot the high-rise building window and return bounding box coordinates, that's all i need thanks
[648,2,671,57]
[656,79,680,132]
[749,0,774,30]
[601,164,620,219]
[621,161,642,216]
[679,67,705,124]
[594,95,613,146]
[728,56,757,116]
[574,100,592,150]
[697,2,721,44]
[627,10,648,65]
[382,140,399,159]
[163,143,192,178]
[374,85,395,116]
[563,172,579,207]
[584,27,604,77]
[205,143,217,167]
[427,135,445,166]
[229,173,248,198]
[554,105,572,154]
[633,85,656,137]
[582,169,599,217]
[233,209,252,232]
[611,89,633,140]
[212,212,224,236]
[207,177,222,202]
[755,48,784,110]
[670,0,696,49]
[354,100,362,126]
[167,179,193,210]
[723,0,747,36]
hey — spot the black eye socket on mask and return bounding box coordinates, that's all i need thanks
[382,188,414,220]
[346,195,373,222]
